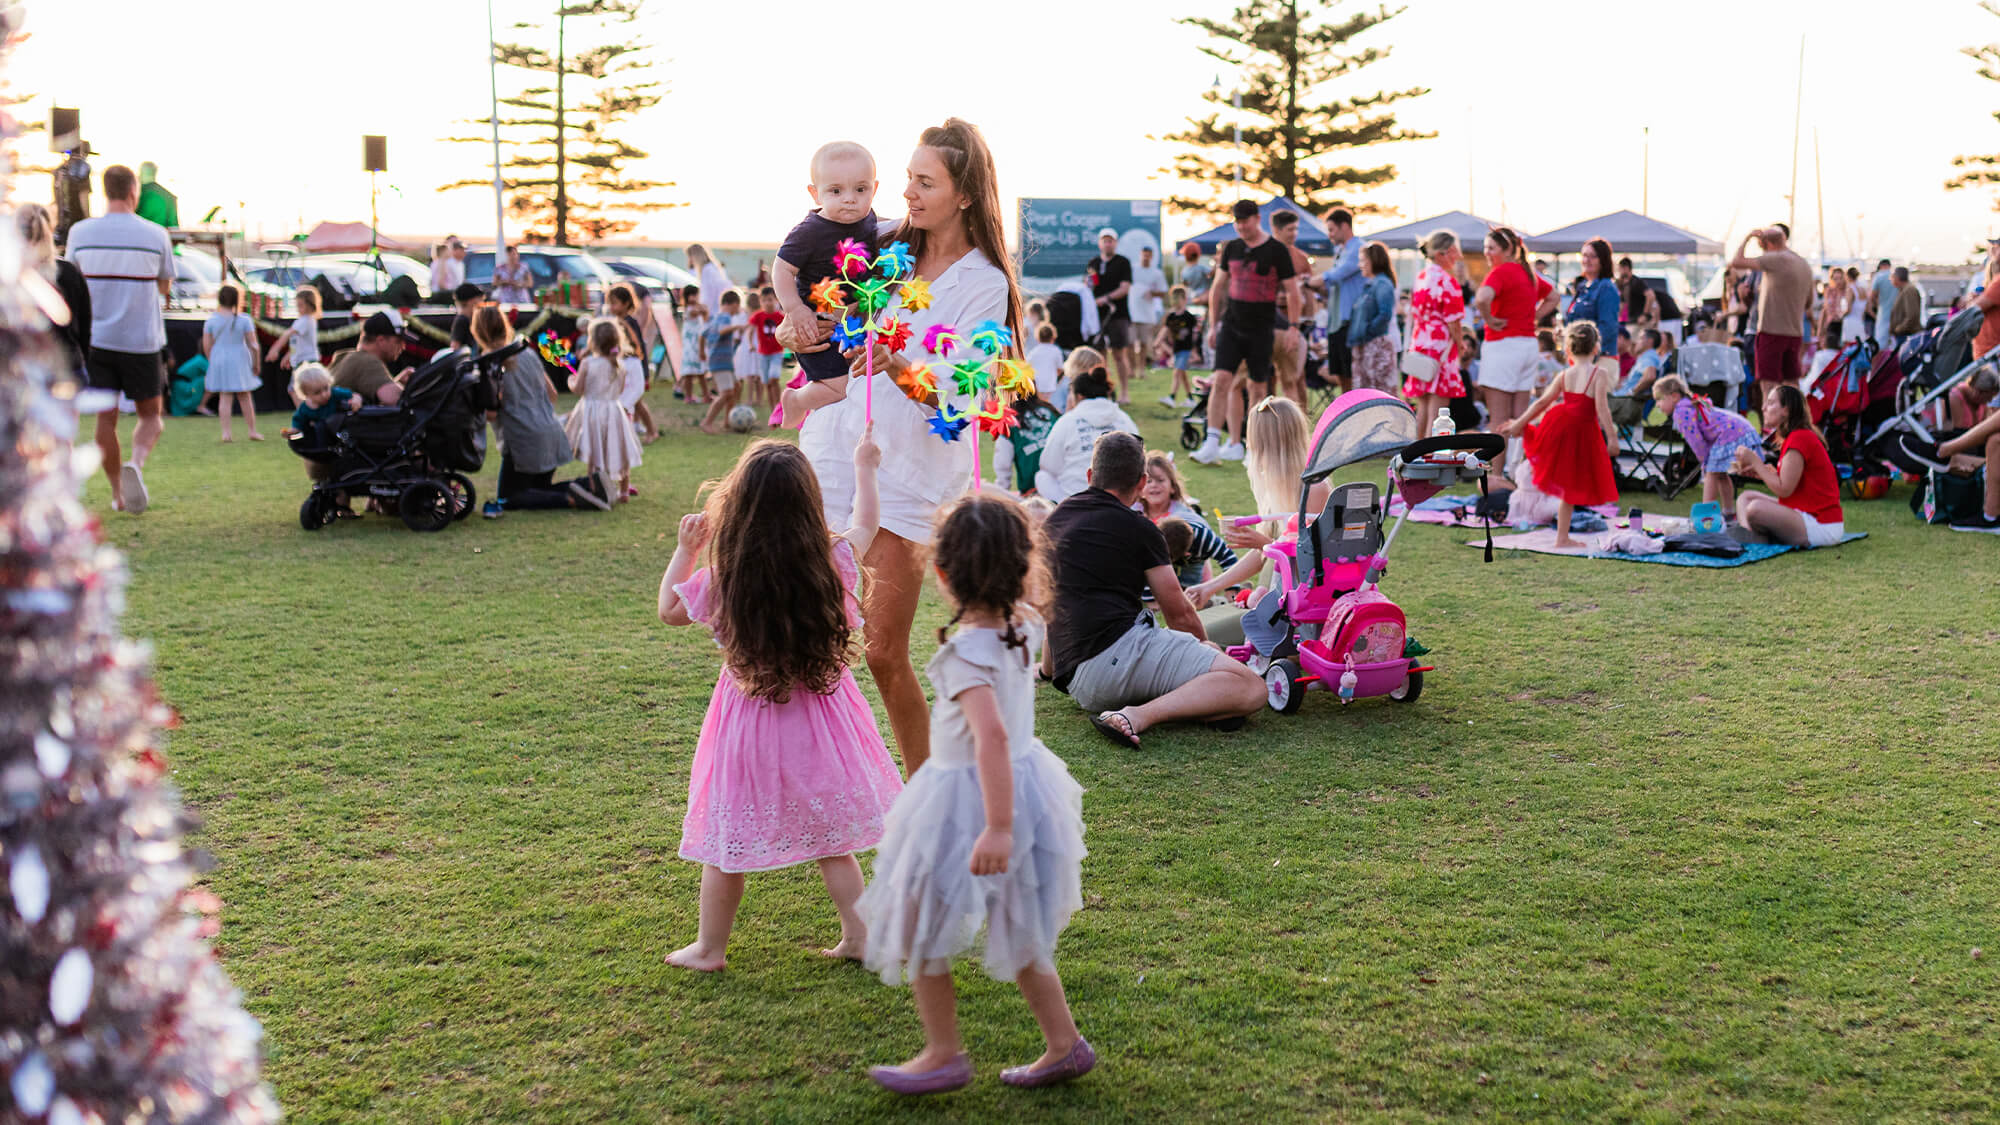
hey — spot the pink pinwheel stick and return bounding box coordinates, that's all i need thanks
[864,323,874,425]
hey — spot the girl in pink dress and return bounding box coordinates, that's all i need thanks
[656,428,904,972]
[1402,230,1468,437]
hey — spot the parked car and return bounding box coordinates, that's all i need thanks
[464,247,617,311]
[601,255,700,300]
[242,252,432,302]
[170,248,223,307]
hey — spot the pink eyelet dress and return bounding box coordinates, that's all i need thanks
[671,538,904,873]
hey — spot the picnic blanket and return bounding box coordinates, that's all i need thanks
[1469,527,1868,567]
[1395,492,1620,530]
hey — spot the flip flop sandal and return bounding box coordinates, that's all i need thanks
[1089,710,1141,749]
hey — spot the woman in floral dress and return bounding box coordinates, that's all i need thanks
[1402,229,1467,435]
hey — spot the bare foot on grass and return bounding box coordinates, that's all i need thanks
[665,942,726,972]
[820,937,864,962]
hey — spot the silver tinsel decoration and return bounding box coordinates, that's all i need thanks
[0,3,282,1120]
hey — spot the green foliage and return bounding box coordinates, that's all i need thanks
[1945,0,2000,209]
[101,374,2000,1122]
[442,0,675,245]
[1162,0,1432,222]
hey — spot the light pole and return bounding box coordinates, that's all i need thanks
[1214,75,1243,194]
[488,0,507,257]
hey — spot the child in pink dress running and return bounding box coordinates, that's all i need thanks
[656,426,903,971]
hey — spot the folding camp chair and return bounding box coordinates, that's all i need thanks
[1606,391,1696,499]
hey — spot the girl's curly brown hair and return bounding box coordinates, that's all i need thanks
[701,441,853,703]
[932,493,1042,653]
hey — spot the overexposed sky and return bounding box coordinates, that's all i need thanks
[12,0,2000,262]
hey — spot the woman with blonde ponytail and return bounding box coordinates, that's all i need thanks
[18,202,92,382]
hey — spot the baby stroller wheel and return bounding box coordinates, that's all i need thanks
[1180,421,1204,451]
[443,472,477,521]
[1265,658,1305,714]
[299,492,334,531]
[399,480,455,532]
[1389,669,1424,704]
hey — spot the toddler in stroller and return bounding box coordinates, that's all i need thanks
[287,340,522,532]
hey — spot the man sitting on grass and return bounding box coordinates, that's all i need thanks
[1042,431,1266,748]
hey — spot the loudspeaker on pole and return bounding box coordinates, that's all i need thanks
[50,107,78,153]
[363,135,387,173]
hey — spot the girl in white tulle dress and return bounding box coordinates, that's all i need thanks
[564,320,644,501]
[859,493,1095,1096]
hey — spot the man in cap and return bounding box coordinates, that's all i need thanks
[327,312,413,406]
[1086,227,1137,402]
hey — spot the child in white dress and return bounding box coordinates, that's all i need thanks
[859,493,1094,1096]
[563,320,644,501]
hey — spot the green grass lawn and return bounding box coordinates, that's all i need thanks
[102,371,2000,1122]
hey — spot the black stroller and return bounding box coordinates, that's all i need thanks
[288,340,523,532]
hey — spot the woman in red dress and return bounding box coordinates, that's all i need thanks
[1502,321,1621,548]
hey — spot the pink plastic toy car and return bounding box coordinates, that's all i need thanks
[1223,390,1503,713]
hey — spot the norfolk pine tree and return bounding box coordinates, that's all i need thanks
[444,0,676,245]
[1162,0,1430,221]
[1945,1,2000,212]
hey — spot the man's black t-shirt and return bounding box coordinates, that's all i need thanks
[449,313,473,349]
[1219,237,1296,333]
[1165,309,1199,351]
[1043,488,1171,683]
[1088,253,1133,322]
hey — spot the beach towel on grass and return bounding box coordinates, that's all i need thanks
[1468,527,1867,567]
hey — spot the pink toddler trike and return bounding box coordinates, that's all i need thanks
[1224,390,1503,713]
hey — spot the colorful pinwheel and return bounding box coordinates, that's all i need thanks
[928,405,970,442]
[976,399,1019,437]
[851,276,896,317]
[996,357,1038,396]
[831,315,869,351]
[897,362,938,399]
[535,330,576,374]
[898,276,933,312]
[834,238,872,280]
[875,316,914,353]
[923,324,961,357]
[808,277,849,313]
[969,320,1013,356]
[949,358,990,397]
[875,240,915,279]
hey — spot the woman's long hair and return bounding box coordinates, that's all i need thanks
[16,203,55,277]
[1581,238,1614,281]
[1245,396,1310,537]
[891,118,1023,344]
[1487,226,1531,281]
[701,441,853,703]
[1768,383,1818,442]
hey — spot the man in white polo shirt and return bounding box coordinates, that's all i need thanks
[65,164,174,514]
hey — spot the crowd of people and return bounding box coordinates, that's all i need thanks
[32,112,2000,1107]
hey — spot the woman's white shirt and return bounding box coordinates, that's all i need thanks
[800,246,1011,542]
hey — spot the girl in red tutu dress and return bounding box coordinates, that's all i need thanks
[1503,321,1620,548]
[656,427,904,972]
